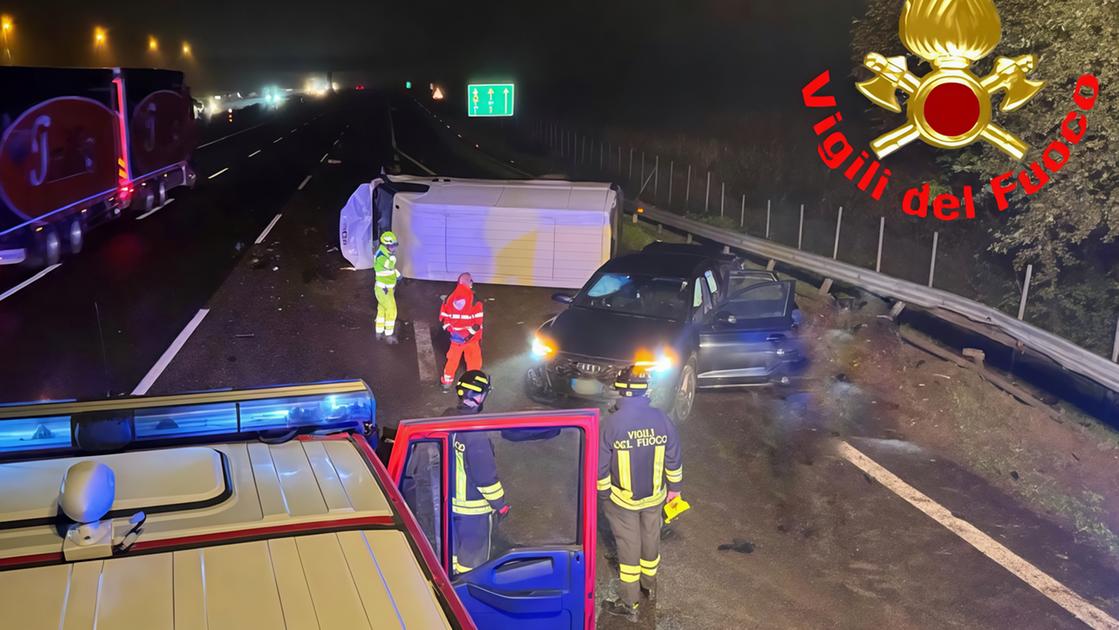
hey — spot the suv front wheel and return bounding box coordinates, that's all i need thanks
[654,355,697,423]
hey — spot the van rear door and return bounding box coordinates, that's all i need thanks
[388,409,599,629]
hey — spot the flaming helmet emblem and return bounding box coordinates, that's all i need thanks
[857,0,1044,160]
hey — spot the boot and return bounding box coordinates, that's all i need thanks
[602,598,638,622]
[375,331,384,340]
[385,334,398,345]
[641,584,656,601]
[442,381,453,393]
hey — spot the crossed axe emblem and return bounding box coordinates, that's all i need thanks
[857,0,1044,161]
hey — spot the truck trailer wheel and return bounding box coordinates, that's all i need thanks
[30,228,62,268]
[67,218,84,255]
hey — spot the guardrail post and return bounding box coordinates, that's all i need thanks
[720,182,725,217]
[654,156,660,199]
[928,231,939,287]
[1018,264,1033,320]
[668,161,674,206]
[832,206,843,259]
[685,165,692,209]
[740,194,746,229]
[765,199,771,239]
[617,145,622,172]
[1113,316,1119,362]
[582,136,587,164]
[704,172,711,214]
[641,152,646,189]
[629,148,634,181]
[600,142,604,170]
[797,204,804,249]
[876,217,885,273]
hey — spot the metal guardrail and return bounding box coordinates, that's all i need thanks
[632,203,1119,395]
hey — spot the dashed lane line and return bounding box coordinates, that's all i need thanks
[837,440,1119,630]
[248,149,262,158]
[413,320,439,385]
[320,153,329,163]
[136,198,175,221]
[273,137,283,144]
[298,175,312,191]
[0,263,61,303]
[132,309,209,395]
[207,167,229,180]
[196,121,267,149]
[254,213,283,245]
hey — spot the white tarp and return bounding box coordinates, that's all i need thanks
[339,183,374,269]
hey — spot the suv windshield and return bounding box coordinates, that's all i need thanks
[575,272,691,320]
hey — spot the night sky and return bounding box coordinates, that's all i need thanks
[5,1,867,121]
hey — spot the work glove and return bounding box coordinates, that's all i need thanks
[450,333,467,344]
[494,504,511,525]
[667,491,681,502]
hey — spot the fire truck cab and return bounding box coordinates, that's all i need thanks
[0,381,599,629]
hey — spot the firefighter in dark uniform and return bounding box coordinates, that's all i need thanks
[446,370,510,575]
[600,366,684,621]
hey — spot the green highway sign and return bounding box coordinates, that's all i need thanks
[468,83,515,117]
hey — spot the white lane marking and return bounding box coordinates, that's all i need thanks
[289,127,297,134]
[298,175,312,191]
[273,137,283,144]
[254,213,283,245]
[248,149,262,158]
[196,121,267,149]
[132,308,209,395]
[0,263,62,303]
[413,321,439,384]
[207,167,229,180]
[837,441,1119,630]
[333,139,340,146]
[136,198,175,221]
[396,149,435,176]
[320,153,329,163]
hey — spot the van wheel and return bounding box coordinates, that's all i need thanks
[670,356,697,423]
[67,218,84,255]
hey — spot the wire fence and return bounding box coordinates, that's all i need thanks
[524,118,1119,363]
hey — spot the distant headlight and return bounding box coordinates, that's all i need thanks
[532,334,556,359]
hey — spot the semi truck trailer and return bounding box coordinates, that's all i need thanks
[0,66,196,267]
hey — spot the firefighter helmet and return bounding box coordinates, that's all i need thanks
[456,370,491,408]
[614,366,651,397]
[380,231,398,246]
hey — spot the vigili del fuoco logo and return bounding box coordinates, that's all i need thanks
[800,0,1101,222]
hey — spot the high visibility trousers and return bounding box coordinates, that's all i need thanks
[375,286,398,336]
[452,511,493,575]
[604,499,663,606]
[443,338,482,385]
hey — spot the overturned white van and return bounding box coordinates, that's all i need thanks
[371,175,621,289]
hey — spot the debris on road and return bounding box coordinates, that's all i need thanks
[717,539,755,554]
[234,333,255,339]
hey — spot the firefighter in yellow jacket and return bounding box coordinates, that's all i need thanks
[373,231,401,343]
[599,366,683,622]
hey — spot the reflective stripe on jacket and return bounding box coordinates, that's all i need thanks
[374,245,401,288]
[452,432,507,515]
[598,397,682,510]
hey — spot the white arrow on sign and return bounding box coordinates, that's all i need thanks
[503,87,509,112]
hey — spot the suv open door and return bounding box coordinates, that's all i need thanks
[387,409,599,629]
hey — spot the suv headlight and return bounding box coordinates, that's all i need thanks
[635,349,676,374]
[532,334,556,359]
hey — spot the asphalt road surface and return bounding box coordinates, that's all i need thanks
[3,92,1117,629]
